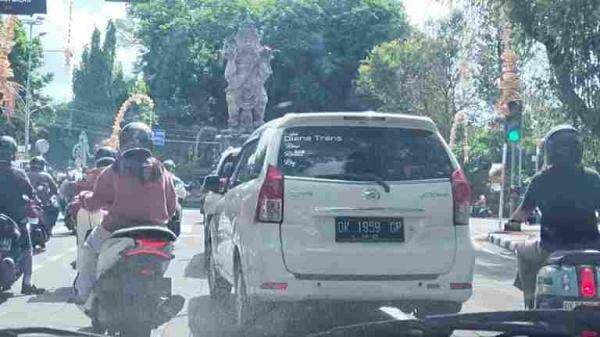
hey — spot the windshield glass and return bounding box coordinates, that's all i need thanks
[279,126,453,181]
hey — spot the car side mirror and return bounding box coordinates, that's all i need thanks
[217,177,229,193]
[203,175,221,193]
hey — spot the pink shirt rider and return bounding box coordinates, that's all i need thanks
[82,165,177,232]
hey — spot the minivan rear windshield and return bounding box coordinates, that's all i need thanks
[278,126,454,181]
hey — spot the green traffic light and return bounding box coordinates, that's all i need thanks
[508,129,521,143]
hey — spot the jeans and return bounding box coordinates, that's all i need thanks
[75,224,111,301]
[17,222,33,286]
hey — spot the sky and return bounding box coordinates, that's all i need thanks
[35,0,450,103]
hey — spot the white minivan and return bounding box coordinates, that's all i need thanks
[205,112,475,328]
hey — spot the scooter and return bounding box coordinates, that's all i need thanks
[0,214,24,292]
[25,198,50,249]
[83,226,183,337]
[167,179,189,237]
[34,185,60,234]
[534,248,600,310]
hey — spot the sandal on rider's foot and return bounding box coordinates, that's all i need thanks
[22,284,46,295]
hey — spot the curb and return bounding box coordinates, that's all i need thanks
[487,232,522,252]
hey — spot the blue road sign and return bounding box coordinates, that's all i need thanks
[152,128,165,146]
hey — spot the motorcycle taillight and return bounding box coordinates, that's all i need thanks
[579,267,597,298]
[123,239,171,259]
[136,239,168,249]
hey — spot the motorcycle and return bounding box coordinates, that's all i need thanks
[82,226,183,337]
[471,205,492,218]
[25,197,50,249]
[0,214,24,292]
[34,185,60,234]
[167,179,188,237]
[534,248,600,310]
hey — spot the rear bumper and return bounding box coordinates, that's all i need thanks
[244,252,472,303]
[239,224,474,305]
[249,276,472,303]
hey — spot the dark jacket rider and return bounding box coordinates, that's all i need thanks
[511,125,600,308]
[0,136,45,294]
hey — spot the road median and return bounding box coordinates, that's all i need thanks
[487,225,540,253]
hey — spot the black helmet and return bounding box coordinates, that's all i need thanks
[0,136,17,162]
[94,146,117,162]
[163,159,176,172]
[30,156,46,171]
[95,157,115,168]
[119,122,153,152]
[544,124,583,168]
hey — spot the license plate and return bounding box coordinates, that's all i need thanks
[563,300,600,310]
[0,237,11,252]
[335,217,404,242]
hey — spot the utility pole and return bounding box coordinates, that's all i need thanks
[497,17,523,229]
[498,143,508,228]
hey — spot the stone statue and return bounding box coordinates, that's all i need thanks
[224,22,273,133]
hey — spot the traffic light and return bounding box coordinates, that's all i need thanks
[505,100,523,143]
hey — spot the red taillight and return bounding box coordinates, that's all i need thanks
[124,249,171,259]
[451,168,471,226]
[137,239,169,249]
[123,239,171,259]
[255,165,283,223]
[450,282,472,290]
[579,267,597,298]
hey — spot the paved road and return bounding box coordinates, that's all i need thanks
[0,213,522,336]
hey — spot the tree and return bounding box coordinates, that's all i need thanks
[71,21,130,143]
[131,0,409,128]
[502,1,600,135]
[0,20,53,141]
[357,11,475,139]
[261,0,409,119]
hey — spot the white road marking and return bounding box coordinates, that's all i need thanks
[379,306,415,320]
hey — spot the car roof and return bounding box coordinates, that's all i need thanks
[258,111,438,132]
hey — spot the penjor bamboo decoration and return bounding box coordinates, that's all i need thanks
[0,16,21,121]
[106,94,155,149]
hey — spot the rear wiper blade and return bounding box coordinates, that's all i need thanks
[308,310,600,337]
[314,173,390,193]
[0,327,105,337]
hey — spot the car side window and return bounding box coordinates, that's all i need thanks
[231,141,259,186]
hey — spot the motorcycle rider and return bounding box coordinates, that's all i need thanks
[28,156,60,231]
[75,146,117,194]
[510,125,600,308]
[66,149,117,234]
[0,136,45,294]
[76,122,180,313]
[163,159,186,236]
